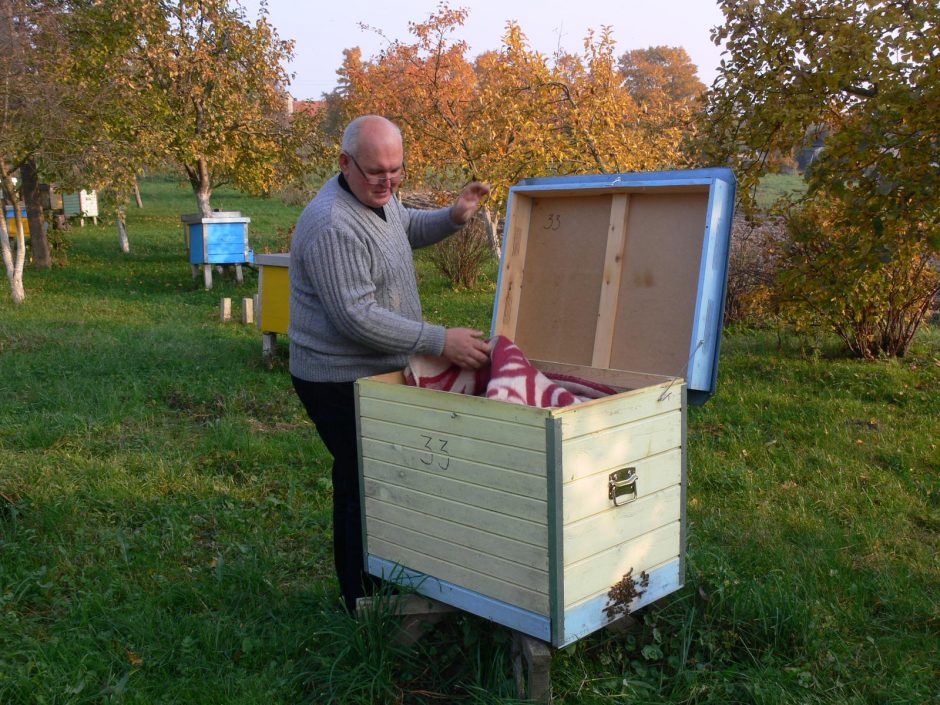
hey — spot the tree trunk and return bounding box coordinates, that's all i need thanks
[191,158,213,217]
[133,178,143,208]
[196,188,212,218]
[21,158,50,268]
[117,209,130,253]
[0,192,27,304]
[481,206,501,260]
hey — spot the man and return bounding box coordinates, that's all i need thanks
[289,115,491,611]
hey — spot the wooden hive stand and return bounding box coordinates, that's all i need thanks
[356,594,554,703]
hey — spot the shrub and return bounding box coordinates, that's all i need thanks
[775,194,940,358]
[428,213,493,289]
[404,191,494,290]
[724,215,785,326]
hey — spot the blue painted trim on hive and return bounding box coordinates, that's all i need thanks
[511,178,713,195]
[204,245,251,257]
[687,174,735,404]
[200,253,253,264]
[181,215,250,225]
[367,556,552,641]
[561,558,681,647]
[704,175,735,401]
[203,233,250,246]
[205,244,251,255]
[514,167,735,189]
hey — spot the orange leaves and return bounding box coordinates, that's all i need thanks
[337,3,697,222]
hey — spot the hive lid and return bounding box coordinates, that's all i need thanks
[180,211,250,224]
[254,252,290,267]
[491,167,736,404]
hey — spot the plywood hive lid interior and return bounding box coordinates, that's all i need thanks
[492,169,735,404]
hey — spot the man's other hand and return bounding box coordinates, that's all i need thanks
[442,328,491,369]
[450,182,491,225]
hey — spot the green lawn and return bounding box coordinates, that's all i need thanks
[756,173,809,209]
[1,176,937,704]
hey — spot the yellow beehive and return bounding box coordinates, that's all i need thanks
[4,206,29,237]
[255,253,290,335]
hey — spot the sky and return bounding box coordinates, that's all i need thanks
[241,0,728,100]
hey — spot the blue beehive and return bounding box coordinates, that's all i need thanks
[182,211,254,289]
[182,211,253,266]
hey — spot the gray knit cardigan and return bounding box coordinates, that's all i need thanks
[288,175,461,382]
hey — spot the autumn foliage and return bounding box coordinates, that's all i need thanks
[704,0,939,356]
[333,5,701,263]
[96,0,311,217]
[777,196,940,359]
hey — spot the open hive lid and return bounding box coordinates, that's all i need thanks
[491,168,736,405]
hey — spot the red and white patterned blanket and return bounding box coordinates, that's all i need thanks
[404,335,617,408]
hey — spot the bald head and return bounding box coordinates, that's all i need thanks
[339,115,405,208]
[341,115,402,158]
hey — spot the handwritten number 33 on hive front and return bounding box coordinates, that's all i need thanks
[420,434,451,470]
[543,214,561,231]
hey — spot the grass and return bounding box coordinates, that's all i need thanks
[755,173,809,210]
[1,175,938,704]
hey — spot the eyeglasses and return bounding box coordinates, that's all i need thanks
[345,152,406,187]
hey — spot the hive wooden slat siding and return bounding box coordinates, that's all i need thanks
[362,438,545,498]
[365,497,548,570]
[563,523,681,606]
[368,519,548,612]
[563,484,682,562]
[360,418,545,476]
[358,375,686,641]
[360,372,549,427]
[561,448,681,523]
[555,382,685,620]
[357,378,553,615]
[363,459,545,522]
[367,536,549,612]
[254,254,290,335]
[362,480,547,548]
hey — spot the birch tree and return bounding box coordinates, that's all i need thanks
[0,0,54,301]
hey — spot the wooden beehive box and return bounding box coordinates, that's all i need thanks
[355,168,736,647]
[61,190,98,218]
[254,253,290,335]
[4,205,29,237]
[181,211,253,266]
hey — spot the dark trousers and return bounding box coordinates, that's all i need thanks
[291,376,376,611]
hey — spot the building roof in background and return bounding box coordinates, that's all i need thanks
[290,99,325,115]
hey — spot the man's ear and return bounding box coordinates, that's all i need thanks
[338,152,350,175]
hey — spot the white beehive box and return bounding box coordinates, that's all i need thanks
[62,190,98,218]
[356,168,736,647]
